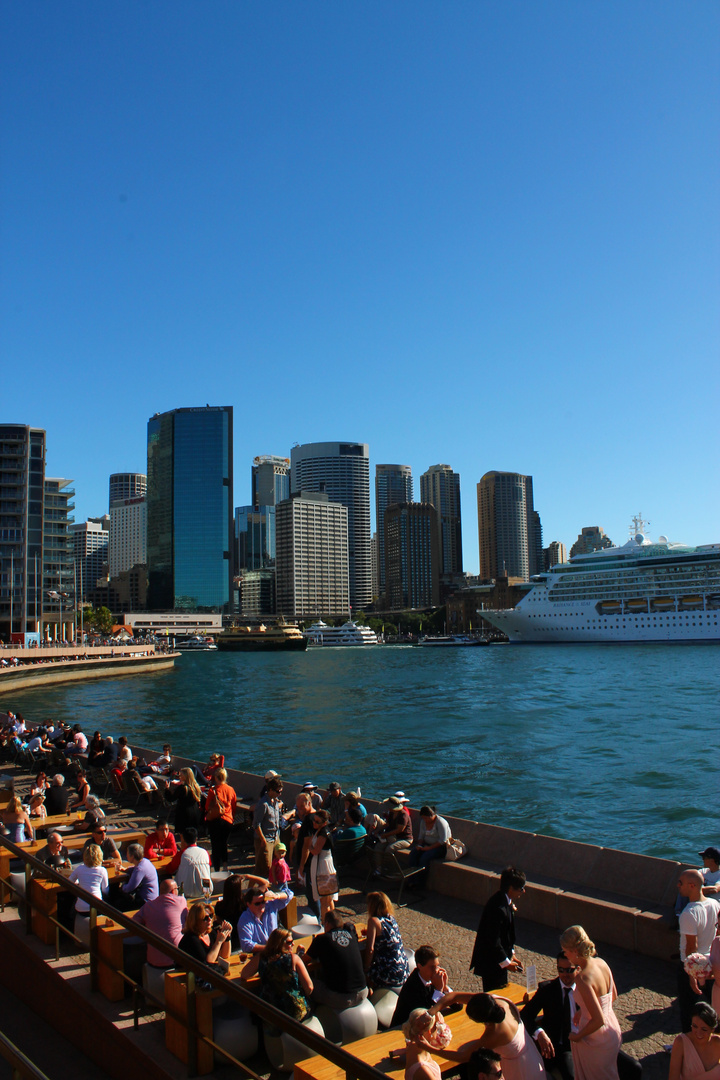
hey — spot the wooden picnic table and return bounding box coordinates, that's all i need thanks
[293,983,529,1080]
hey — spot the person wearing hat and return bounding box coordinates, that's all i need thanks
[301,783,322,811]
[675,847,720,918]
[270,842,291,888]
[322,782,345,827]
[370,796,413,875]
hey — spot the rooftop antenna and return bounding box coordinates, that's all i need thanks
[629,512,650,540]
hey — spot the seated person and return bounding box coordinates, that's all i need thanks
[237,884,294,955]
[147,744,173,773]
[307,910,368,1009]
[257,927,313,1021]
[392,944,470,1027]
[37,831,72,869]
[335,806,367,842]
[69,844,110,930]
[344,790,367,821]
[322,781,345,827]
[133,878,188,968]
[45,774,70,816]
[69,769,90,810]
[28,791,47,819]
[118,843,159,909]
[370,796,413,872]
[179,900,232,969]
[174,828,213,899]
[144,818,178,861]
[83,823,122,869]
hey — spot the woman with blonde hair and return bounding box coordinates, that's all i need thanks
[364,890,410,990]
[389,1008,453,1080]
[205,767,236,872]
[558,925,621,1079]
[1,794,34,842]
[69,843,110,945]
[169,767,203,835]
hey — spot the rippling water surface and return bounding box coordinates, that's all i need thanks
[7,644,719,862]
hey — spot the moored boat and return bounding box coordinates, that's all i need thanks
[303,619,378,646]
[217,619,307,652]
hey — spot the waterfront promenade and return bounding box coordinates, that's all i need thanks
[0,644,177,691]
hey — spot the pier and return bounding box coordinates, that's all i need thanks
[0,645,178,691]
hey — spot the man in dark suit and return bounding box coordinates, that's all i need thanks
[392,945,471,1027]
[470,866,526,990]
[520,952,642,1080]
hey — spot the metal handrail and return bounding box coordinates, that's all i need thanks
[0,1028,52,1080]
[0,835,388,1080]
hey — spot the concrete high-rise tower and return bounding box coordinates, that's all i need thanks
[109,473,147,507]
[477,471,541,582]
[147,406,233,612]
[290,441,371,611]
[385,502,440,609]
[252,455,290,509]
[375,464,413,599]
[420,464,463,597]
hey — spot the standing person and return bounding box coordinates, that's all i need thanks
[676,870,720,1031]
[168,768,203,835]
[174,828,212,899]
[205,767,236,873]
[364,891,410,991]
[408,806,450,882]
[299,808,338,921]
[558,925,621,1080]
[668,1002,720,1080]
[253,777,283,877]
[470,867,526,991]
[466,993,547,1079]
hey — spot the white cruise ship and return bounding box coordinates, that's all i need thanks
[303,619,379,646]
[479,534,720,643]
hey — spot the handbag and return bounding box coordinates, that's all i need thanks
[444,837,467,862]
[316,870,339,896]
[205,792,225,822]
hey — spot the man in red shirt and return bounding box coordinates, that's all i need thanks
[143,818,178,861]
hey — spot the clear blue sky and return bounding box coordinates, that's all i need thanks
[2,2,718,572]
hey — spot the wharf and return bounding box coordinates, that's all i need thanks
[0,645,178,690]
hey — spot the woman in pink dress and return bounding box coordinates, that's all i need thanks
[559,925,621,1080]
[668,1002,720,1079]
[465,993,546,1079]
[710,912,720,1016]
[389,1008,449,1080]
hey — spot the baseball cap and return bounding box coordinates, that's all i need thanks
[264,770,279,781]
[699,846,720,861]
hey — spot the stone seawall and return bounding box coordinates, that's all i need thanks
[0,652,177,692]
[133,742,687,960]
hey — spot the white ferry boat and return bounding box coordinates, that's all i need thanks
[479,534,720,643]
[303,619,379,646]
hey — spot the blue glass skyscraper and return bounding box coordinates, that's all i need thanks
[147,406,233,612]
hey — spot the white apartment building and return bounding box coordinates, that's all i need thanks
[276,492,350,618]
[109,497,147,578]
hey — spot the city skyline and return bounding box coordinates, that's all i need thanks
[3,4,718,568]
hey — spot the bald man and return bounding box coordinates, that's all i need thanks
[676,868,720,1031]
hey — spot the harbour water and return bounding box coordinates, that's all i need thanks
[6,644,719,863]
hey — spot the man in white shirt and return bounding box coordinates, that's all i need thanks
[677,869,720,1031]
[175,828,212,899]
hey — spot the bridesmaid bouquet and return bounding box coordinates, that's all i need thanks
[684,952,713,984]
[425,1016,452,1050]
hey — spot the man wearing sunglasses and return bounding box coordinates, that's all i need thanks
[237,883,294,955]
[520,953,642,1080]
[83,824,122,870]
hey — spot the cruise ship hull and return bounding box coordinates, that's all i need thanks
[482,602,720,643]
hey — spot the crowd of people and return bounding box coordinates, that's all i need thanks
[2,709,720,1079]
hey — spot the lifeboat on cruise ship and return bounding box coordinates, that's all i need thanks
[626,598,649,612]
[652,597,676,611]
[598,600,621,614]
[680,595,703,609]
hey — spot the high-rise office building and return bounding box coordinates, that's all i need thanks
[544,540,568,569]
[570,526,613,558]
[252,456,290,509]
[375,464,413,599]
[290,442,371,611]
[0,424,45,641]
[477,471,541,581]
[109,473,147,507]
[276,492,349,618]
[371,531,379,601]
[385,502,440,609]
[235,506,276,570]
[236,568,276,618]
[108,497,147,578]
[71,517,109,602]
[43,478,75,639]
[420,464,463,597]
[147,406,233,612]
